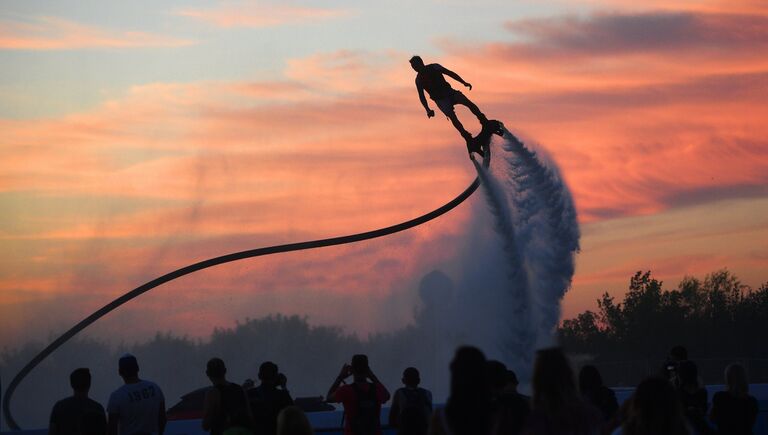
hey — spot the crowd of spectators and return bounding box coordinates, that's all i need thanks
[48,345,759,435]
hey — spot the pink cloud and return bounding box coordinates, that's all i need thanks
[3,40,767,232]
[559,0,768,15]
[285,50,411,94]
[0,16,194,50]
[432,10,768,221]
[176,3,348,28]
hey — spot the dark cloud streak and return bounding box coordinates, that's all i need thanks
[510,71,768,112]
[505,11,768,57]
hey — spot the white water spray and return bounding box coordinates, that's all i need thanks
[440,129,580,382]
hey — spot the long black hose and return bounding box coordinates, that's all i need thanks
[2,176,481,429]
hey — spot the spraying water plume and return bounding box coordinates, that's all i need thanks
[436,129,580,383]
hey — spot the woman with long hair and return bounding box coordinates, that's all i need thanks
[428,346,491,435]
[617,377,689,435]
[710,363,758,435]
[579,365,619,423]
[522,348,601,435]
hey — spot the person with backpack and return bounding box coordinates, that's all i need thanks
[388,367,432,435]
[202,358,254,435]
[326,354,391,435]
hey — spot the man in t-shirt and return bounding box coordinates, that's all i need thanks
[388,367,432,435]
[410,55,488,147]
[107,354,166,435]
[49,368,107,435]
[247,361,293,435]
[326,354,390,435]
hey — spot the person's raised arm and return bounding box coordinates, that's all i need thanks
[279,373,294,405]
[368,368,391,403]
[440,66,472,91]
[326,364,351,402]
[415,79,435,118]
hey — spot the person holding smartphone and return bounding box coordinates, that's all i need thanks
[326,354,391,435]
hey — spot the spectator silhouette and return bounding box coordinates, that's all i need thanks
[276,406,314,435]
[389,367,433,435]
[521,348,601,435]
[49,368,106,435]
[248,361,294,435]
[579,365,618,423]
[107,354,166,435]
[488,363,530,435]
[202,358,253,435]
[675,360,711,434]
[504,370,524,395]
[662,345,689,386]
[326,354,390,435]
[614,377,689,435]
[486,361,508,403]
[428,346,491,435]
[709,363,758,435]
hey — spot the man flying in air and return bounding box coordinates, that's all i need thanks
[410,55,489,148]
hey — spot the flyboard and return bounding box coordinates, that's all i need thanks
[468,119,504,167]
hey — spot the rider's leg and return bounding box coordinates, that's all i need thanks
[447,111,472,141]
[455,92,488,124]
[436,97,473,142]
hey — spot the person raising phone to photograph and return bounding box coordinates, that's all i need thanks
[326,354,391,435]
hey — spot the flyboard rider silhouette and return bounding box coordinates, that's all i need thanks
[410,55,503,161]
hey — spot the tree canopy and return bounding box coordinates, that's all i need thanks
[559,269,768,384]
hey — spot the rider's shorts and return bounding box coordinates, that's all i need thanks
[434,89,468,117]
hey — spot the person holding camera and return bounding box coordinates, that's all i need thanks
[661,345,689,387]
[326,354,391,435]
[248,361,294,435]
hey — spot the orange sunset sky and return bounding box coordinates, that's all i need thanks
[1,0,767,347]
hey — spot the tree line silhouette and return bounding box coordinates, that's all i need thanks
[559,269,768,386]
[2,268,765,428]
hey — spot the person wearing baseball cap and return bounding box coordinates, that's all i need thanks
[107,354,166,435]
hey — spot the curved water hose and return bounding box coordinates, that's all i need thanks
[3,176,483,429]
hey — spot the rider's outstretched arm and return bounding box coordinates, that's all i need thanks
[416,80,434,117]
[441,66,472,90]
